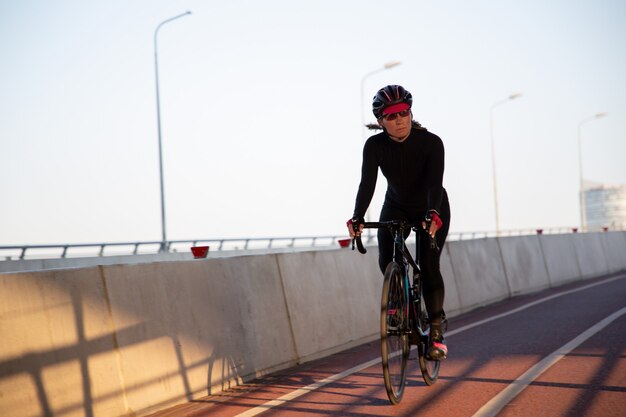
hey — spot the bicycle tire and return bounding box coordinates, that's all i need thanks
[380,262,410,404]
[416,282,440,385]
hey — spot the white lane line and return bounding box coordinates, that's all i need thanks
[471,305,626,417]
[233,357,381,417]
[234,273,625,417]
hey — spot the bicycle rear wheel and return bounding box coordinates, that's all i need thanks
[380,262,410,404]
[418,347,440,385]
[416,287,440,385]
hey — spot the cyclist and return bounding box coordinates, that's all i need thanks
[348,84,451,360]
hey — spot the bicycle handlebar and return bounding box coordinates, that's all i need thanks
[352,233,367,254]
[350,220,439,254]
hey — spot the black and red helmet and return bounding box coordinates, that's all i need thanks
[372,85,413,119]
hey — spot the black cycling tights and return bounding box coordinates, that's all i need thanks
[377,200,450,330]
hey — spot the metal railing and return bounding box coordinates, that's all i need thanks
[0,236,352,261]
[0,225,620,261]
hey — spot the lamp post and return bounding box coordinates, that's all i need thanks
[359,61,401,226]
[490,92,522,235]
[360,61,402,142]
[578,112,607,231]
[154,11,191,252]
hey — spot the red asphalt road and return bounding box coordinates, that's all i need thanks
[151,272,626,417]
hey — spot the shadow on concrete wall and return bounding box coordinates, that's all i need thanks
[0,269,248,417]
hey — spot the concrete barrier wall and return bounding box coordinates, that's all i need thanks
[498,235,550,296]
[537,233,582,286]
[276,248,382,362]
[600,231,626,272]
[0,268,128,417]
[101,256,299,416]
[572,233,611,278]
[446,238,510,313]
[1,232,624,417]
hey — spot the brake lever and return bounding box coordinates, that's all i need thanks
[348,218,368,254]
[423,214,439,251]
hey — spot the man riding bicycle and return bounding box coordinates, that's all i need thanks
[348,84,451,360]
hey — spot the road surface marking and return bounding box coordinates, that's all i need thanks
[234,273,625,417]
[471,305,626,417]
[233,357,381,417]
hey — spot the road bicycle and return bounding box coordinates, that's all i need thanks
[352,219,441,404]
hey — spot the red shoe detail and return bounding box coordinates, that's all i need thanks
[432,341,448,356]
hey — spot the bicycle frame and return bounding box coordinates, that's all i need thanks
[388,223,416,331]
[360,221,426,340]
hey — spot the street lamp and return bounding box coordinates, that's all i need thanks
[360,61,402,142]
[359,61,401,226]
[578,112,607,231]
[490,92,522,235]
[154,11,191,252]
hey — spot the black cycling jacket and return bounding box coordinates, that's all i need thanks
[353,126,445,220]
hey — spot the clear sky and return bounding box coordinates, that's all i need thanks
[1,0,625,245]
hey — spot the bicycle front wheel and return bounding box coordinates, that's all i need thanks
[380,262,410,404]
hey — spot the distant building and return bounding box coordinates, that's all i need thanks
[585,183,626,230]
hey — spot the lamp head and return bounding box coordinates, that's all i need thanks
[384,61,402,69]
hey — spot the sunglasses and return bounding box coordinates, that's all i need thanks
[382,109,411,121]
